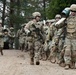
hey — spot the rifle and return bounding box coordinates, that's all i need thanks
[32,24,44,43]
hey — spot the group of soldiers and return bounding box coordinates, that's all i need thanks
[0,4,76,70]
[0,21,15,55]
[22,4,76,70]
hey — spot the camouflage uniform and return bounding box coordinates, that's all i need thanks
[0,20,4,55]
[19,25,27,51]
[25,12,43,65]
[42,21,53,60]
[9,27,15,49]
[49,14,62,63]
[55,27,65,64]
[55,4,76,69]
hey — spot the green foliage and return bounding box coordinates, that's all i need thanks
[46,0,76,19]
[9,14,25,24]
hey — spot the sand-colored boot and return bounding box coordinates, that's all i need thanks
[65,65,70,70]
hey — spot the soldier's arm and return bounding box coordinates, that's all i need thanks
[54,18,67,29]
[46,28,51,42]
[8,32,11,37]
[24,22,31,35]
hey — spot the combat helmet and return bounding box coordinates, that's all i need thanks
[62,7,70,17]
[10,27,14,30]
[55,14,61,19]
[70,4,76,12]
[32,12,41,18]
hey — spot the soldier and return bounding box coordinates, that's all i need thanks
[3,29,9,49]
[19,24,27,51]
[58,7,70,67]
[9,27,15,49]
[0,20,4,55]
[42,20,52,60]
[24,12,43,65]
[48,14,62,63]
[55,4,76,69]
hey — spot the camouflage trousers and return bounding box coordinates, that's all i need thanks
[43,41,51,60]
[0,38,4,55]
[9,38,15,49]
[19,37,28,50]
[57,37,64,62]
[29,40,42,62]
[49,36,64,63]
[0,38,4,48]
[64,38,76,64]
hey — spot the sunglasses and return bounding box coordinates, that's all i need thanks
[70,10,76,12]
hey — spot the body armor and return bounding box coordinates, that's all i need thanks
[29,22,42,41]
[67,16,76,39]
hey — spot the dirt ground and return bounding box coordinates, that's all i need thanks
[0,50,76,75]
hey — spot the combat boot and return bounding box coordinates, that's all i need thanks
[56,57,60,64]
[50,56,56,63]
[42,52,47,61]
[30,58,34,65]
[36,61,40,65]
[59,62,65,67]
[65,65,70,70]
[70,62,76,69]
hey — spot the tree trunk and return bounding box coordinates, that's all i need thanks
[2,0,6,26]
[15,0,20,49]
[9,0,15,27]
[43,0,46,20]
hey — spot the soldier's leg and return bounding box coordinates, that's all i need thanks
[48,37,59,63]
[57,38,64,64]
[30,49,34,65]
[42,51,47,61]
[10,42,13,49]
[43,41,49,61]
[38,45,43,60]
[59,49,65,67]
[24,40,28,52]
[64,45,72,69]
[22,43,24,51]
[21,43,23,51]
[42,42,48,61]
[34,41,41,65]
[62,38,71,69]
[49,46,57,63]
[35,51,40,65]
[48,41,52,60]
[70,40,76,69]
[0,47,3,55]
[28,42,34,65]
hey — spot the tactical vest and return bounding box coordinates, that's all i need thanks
[27,21,43,42]
[33,22,43,41]
[67,16,76,39]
